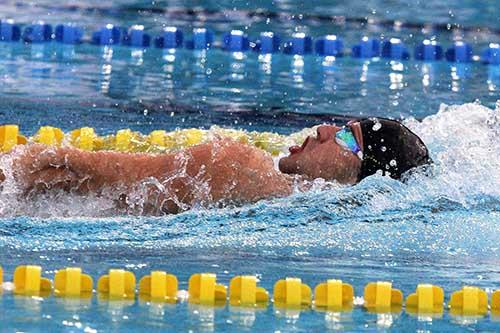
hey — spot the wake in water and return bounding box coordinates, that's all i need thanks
[0,102,498,218]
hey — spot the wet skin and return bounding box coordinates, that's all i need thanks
[0,123,364,214]
[1,139,293,214]
[279,122,363,184]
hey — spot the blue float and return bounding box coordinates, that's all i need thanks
[91,24,124,45]
[381,38,409,60]
[445,41,473,63]
[222,30,249,52]
[1,16,499,71]
[0,19,21,42]
[253,31,281,54]
[155,27,183,49]
[185,28,213,50]
[283,33,312,55]
[481,43,500,65]
[22,22,52,43]
[414,39,443,61]
[123,25,150,47]
[352,37,380,58]
[55,24,83,44]
[315,35,343,57]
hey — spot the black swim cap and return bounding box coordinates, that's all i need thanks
[358,118,431,181]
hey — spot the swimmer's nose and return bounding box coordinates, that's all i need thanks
[316,125,339,142]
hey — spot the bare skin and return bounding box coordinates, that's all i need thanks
[2,139,292,214]
[0,123,364,215]
[279,123,363,183]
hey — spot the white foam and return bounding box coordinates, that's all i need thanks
[0,102,498,218]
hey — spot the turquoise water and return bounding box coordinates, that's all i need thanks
[1,0,500,332]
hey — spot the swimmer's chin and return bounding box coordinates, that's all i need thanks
[278,156,308,179]
[278,156,295,175]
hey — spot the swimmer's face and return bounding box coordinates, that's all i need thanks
[279,123,363,184]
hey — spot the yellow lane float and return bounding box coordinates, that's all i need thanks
[0,263,499,322]
[212,127,249,144]
[252,132,284,156]
[363,281,403,312]
[229,275,269,307]
[314,279,354,310]
[188,273,227,305]
[449,286,488,316]
[97,269,136,300]
[0,123,302,155]
[176,128,204,147]
[54,267,93,298]
[33,126,64,146]
[492,290,500,315]
[13,265,52,296]
[71,127,102,151]
[114,129,133,151]
[148,130,167,147]
[0,125,27,152]
[405,284,444,314]
[273,277,311,308]
[139,270,178,303]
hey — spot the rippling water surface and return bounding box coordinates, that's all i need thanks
[1,103,499,332]
[0,0,500,332]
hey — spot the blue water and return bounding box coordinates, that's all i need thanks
[1,0,500,332]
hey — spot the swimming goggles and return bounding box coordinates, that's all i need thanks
[335,127,363,159]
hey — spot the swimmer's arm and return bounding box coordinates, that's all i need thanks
[11,140,292,209]
[10,145,174,192]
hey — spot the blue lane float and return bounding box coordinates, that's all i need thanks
[155,26,183,49]
[283,33,312,55]
[352,37,380,58]
[381,38,410,60]
[22,21,52,43]
[55,24,83,44]
[91,24,125,45]
[315,35,343,57]
[0,17,499,66]
[445,41,473,63]
[482,43,500,65]
[415,39,443,61]
[185,28,213,50]
[0,19,21,42]
[123,25,150,47]
[222,30,249,52]
[253,31,281,54]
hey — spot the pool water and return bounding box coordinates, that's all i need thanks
[0,0,500,332]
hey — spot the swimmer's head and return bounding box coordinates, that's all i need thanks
[278,118,431,183]
[278,124,363,184]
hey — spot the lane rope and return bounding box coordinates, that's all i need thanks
[0,18,499,64]
[0,124,310,155]
[1,264,499,317]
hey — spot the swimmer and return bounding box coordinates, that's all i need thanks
[0,118,431,214]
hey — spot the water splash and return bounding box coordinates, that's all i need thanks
[0,103,499,256]
[0,102,498,218]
